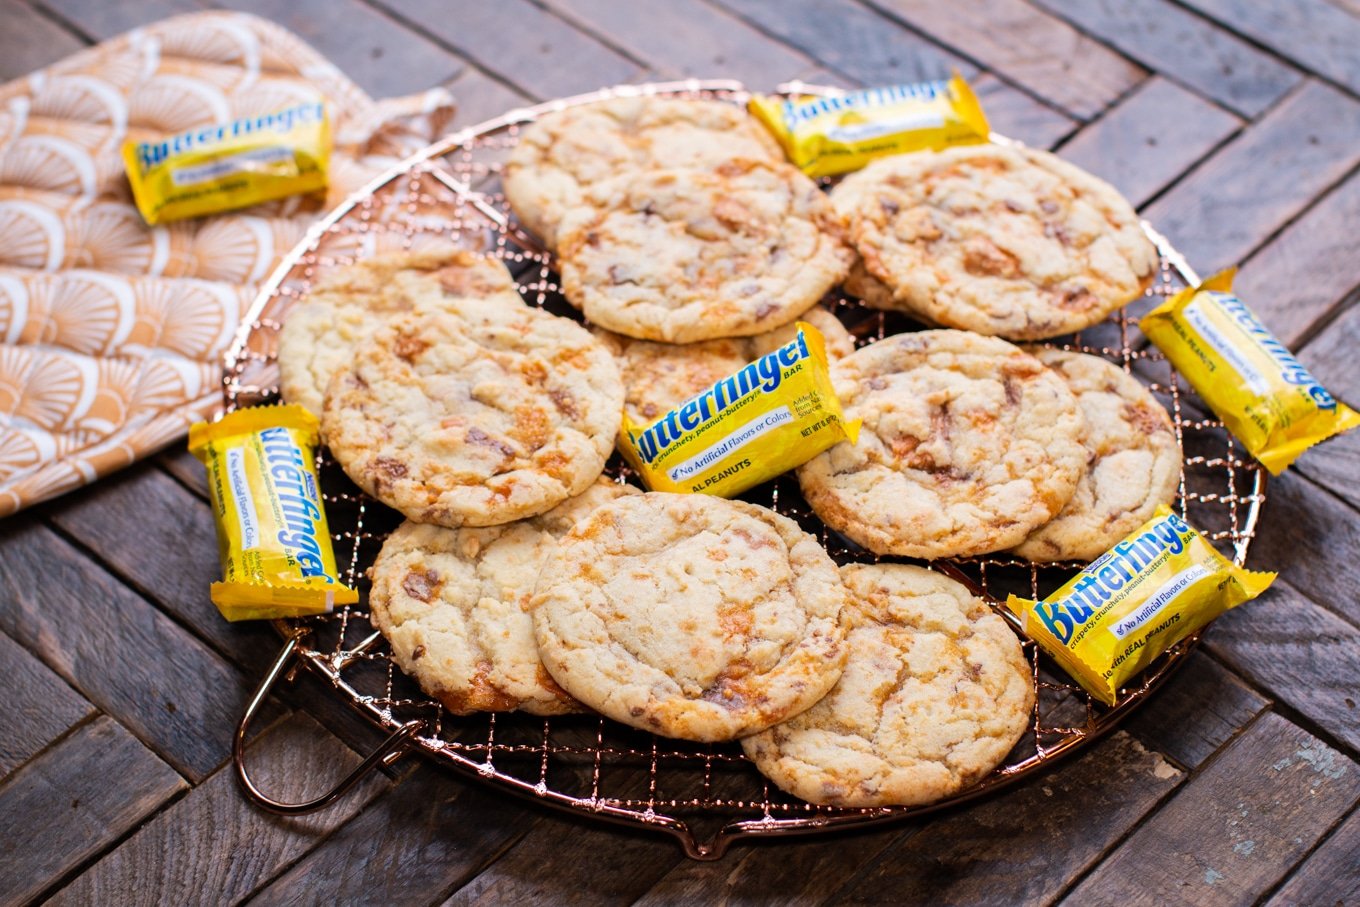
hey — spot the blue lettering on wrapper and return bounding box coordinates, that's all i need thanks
[134,101,325,173]
[632,329,812,465]
[1209,291,1336,411]
[1033,511,1193,645]
[259,426,334,583]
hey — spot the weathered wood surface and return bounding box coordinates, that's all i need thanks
[1122,651,1268,770]
[1205,581,1360,754]
[542,0,820,90]
[1060,712,1360,906]
[829,732,1183,905]
[1142,79,1360,274]
[48,713,389,907]
[376,0,645,99]
[0,630,95,779]
[1177,0,1360,96]
[0,716,186,905]
[1264,805,1360,907]
[0,518,281,782]
[1056,76,1241,209]
[1234,172,1360,349]
[1030,0,1301,117]
[3,0,1360,902]
[1291,295,1360,511]
[867,0,1148,119]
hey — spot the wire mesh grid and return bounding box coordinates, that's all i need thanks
[221,80,1266,859]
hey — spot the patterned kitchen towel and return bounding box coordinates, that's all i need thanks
[0,11,455,516]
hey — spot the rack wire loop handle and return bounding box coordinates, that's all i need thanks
[234,634,425,815]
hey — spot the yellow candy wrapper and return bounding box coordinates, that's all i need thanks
[1006,506,1274,706]
[188,404,357,622]
[619,322,859,497]
[1141,270,1360,475]
[749,74,989,177]
[123,101,330,225]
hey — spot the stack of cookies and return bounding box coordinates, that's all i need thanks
[270,91,1183,809]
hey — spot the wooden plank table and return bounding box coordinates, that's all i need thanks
[2,0,1358,902]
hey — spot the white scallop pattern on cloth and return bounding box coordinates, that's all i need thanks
[0,11,456,516]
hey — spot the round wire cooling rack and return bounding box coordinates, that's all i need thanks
[222,79,1267,860]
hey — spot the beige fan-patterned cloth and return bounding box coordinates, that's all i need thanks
[0,11,456,516]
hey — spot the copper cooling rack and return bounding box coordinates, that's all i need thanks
[222,80,1266,860]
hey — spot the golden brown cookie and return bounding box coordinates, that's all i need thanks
[742,563,1033,807]
[831,144,1156,339]
[1012,350,1181,561]
[277,249,520,416]
[557,159,853,343]
[503,96,785,249]
[530,493,849,742]
[796,330,1087,558]
[369,478,638,716]
[321,266,624,527]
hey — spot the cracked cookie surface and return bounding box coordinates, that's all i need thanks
[595,305,856,426]
[370,478,638,716]
[831,144,1156,339]
[1012,350,1180,562]
[557,159,853,343]
[741,563,1033,807]
[277,248,521,417]
[530,493,849,742]
[796,329,1086,558]
[503,96,784,250]
[321,269,623,527]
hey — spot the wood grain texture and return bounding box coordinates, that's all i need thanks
[0,716,186,906]
[1123,650,1268,770]
[1249,473,1360,629]
[1293,296,1360,509]
[36,0,201,41]
[542,0,815,90]
[636,824,910,906]
[1205,581,1360,754]
[711,0,1079,148]
[0,0,89,79]
[1265,805,1360,907]
[713,0,972,84]
[831,732,1183,905]
[1178,0,1360,95]
[1056,76,1240,208]
[215,0,466,97]
[444,66,533,128]
[1061,712,1360,907]
[440,766,686,907]
[157,448,210,501]
[1030,0,1300,117]
[46,462,280,675]
[375,0,644,100]
[0,518,273,782]
[973,72,1078,150]
[245,764,539,906]
[0,631,95,779]
[1234,174,1360,348]
[865,0,1148,118]
[48,712,388,907]
[1141,79,1360,274]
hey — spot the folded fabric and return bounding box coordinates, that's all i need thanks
[0,11,455,516]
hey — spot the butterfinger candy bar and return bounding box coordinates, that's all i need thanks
[1140,269,1360,475]
[619,322,859,497]
[124,101,329,225]
[1006,505,1274,706]
[189,404,357,622]
[749,74,989,177]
